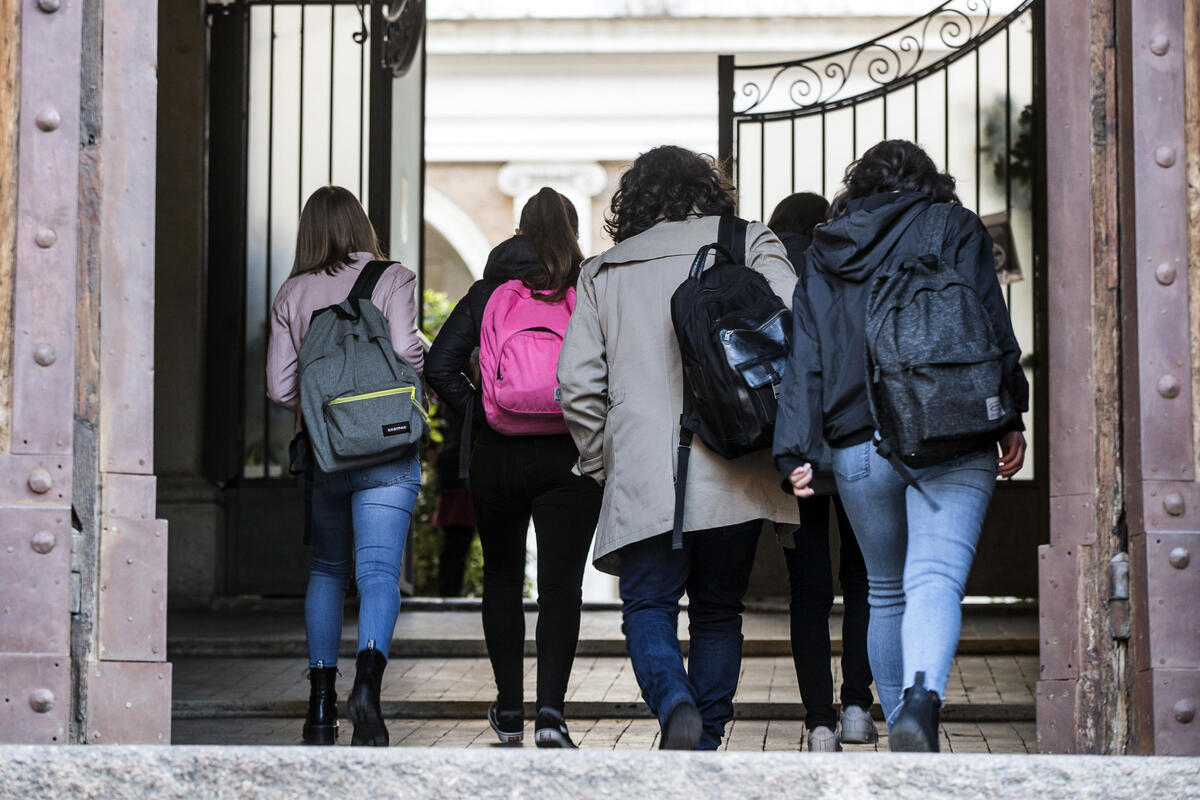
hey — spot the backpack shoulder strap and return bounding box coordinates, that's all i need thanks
[718,215,748,265]
[347,260,392,302]
[918,204,953,261]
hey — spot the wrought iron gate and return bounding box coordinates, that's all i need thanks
[719,0,1047,595]
[204,0,425,595]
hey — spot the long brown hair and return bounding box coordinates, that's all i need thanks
[289,186,382,278]
[518,187,583,302]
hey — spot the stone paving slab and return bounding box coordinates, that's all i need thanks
[171,654,1038,721]
[4,745,1197,800]
[170,716,1038,753]
[168,608,1038,658]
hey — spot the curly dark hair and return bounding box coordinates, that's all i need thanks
[605,145,736,243]
[828,139,960,218]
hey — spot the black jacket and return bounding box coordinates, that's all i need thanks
[425,236,544,436]
[772,192,1029,484]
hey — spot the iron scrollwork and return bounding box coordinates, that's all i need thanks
[732,0,1029,119]
[380,0,425,77]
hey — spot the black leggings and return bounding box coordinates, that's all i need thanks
[469,432,602,712]
[783,494,873,729]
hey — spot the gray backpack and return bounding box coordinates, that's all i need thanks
[298,261,428,473]
[865,203,1017,469]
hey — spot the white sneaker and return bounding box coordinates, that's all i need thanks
[839,705,879,744]
[807,725,842,752]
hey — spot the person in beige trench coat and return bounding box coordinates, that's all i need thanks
[557,145,801,750]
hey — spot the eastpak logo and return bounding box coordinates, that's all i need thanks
[382,421,411,437]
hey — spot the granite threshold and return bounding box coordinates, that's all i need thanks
[0,746,1193,800]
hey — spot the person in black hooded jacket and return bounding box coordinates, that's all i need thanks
[768,192,876,751]
[425,188,602,748]
[773,141,1028,753]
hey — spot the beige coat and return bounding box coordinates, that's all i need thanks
[559,216,802,575]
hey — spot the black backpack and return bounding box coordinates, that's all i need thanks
[866,203,1018,472]
[668,216,792,547]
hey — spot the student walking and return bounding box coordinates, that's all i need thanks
[558,146,801,751]
[266,186,425,747]
[426,188,602,748]
[767,192,876,752]
[773,140,1028,752]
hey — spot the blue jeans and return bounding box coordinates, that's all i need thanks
[305,451,421,668]
[619,521,762,750]
[832,441,996,724]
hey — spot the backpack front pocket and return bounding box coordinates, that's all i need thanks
[323,384,427,458]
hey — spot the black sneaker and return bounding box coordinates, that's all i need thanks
[488,702,524,745]
[659,701,702,750]
[534,707,577,749]
[888,672,941,753]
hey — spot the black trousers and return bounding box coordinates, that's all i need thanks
[469,432,602,712]
[783,494,874,729]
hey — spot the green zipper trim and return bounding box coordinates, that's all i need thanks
[327,385,430,429]
[327,386,415,405]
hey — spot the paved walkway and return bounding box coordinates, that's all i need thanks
[169,606,1038,752]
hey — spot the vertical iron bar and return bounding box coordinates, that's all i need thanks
[367,0,393,250]
[1005,25,1013,310]
[883,90,889,139]
[975,47,981,213]
[1005,24,1013,224]
[759,121,765,220]
[298,0,305,214]
[717,55,735,170]
[820,111,827,197]
[358,5,366,199]
[944,67,950,171]
[790,116,795,193]
[851,101,857,162]
[914,81,919,145]
[264,5,276,476]
[204,4,250,484]
[328,3,335,184]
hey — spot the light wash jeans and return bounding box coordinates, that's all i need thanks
[305,450,421,668]
[831,441,996,724]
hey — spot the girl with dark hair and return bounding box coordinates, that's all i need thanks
[558,146,801,750]
[773,140,1029,752]
[267,186,424,746]
[768,192,877,752]
[426,187,602,748]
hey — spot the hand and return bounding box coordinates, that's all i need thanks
[788,463,815,498]
[997,431,1026,478]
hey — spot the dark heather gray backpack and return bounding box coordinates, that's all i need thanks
[298,261,428,473]
[865,203,1017,470]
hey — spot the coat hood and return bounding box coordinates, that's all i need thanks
[481,235,544,283]
[808,192,931,282]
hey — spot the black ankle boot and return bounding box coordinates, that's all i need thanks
[347,643,389,746]
[302,664,339,745]
[888,671,940,752]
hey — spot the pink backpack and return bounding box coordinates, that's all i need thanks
[479,279,576,435]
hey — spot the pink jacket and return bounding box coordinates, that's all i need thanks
[266,252,423,412]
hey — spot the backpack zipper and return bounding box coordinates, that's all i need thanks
[327,386,415,405]
[494,326,563,380]
[326,386,429,425]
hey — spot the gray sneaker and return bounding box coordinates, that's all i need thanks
[807,725,842,752]
[839,704,879,744]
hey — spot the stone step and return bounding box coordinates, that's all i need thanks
[172,698,1035,723]
[167,608,1038,658]
[9,742,1195,797]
